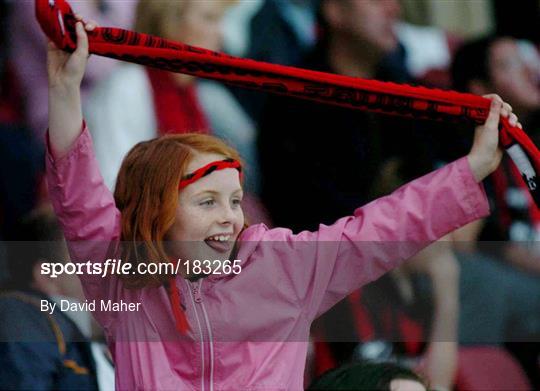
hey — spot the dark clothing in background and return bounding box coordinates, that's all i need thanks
[259,46,381,232]
[0,290,98,390]
[232,0,318,123]
[249,0,315,70]
[0,124,44,240]
[259,42,474,370]
[258,44,467,233]
[313,273,432,366]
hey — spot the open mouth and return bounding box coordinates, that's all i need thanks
[204,234,233,254]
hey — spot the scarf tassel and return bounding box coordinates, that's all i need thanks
[168,278,190,334]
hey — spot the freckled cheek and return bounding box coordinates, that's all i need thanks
[189,210,219,235]
[170,208,203,239]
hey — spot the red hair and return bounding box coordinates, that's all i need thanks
[114,133,241,288]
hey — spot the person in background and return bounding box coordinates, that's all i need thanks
[0,207,102,390]
[234,0,319,122]
[259,0,411,233]
[0,1,44,282]
[259,3,459,388]
[451,35,540,387]
[308,361,428,391]
[452,36,540,135]
[259,2,533,389]
[85,0,267,222]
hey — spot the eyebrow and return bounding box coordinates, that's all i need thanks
[192,189,243,198]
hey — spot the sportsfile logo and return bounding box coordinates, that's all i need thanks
[41,259,242,278]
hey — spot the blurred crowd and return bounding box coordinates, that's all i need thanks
[1,0,539,390]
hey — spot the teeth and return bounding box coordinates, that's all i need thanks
[207,235,230,242]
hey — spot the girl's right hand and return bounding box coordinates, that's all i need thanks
[47,16,96,91]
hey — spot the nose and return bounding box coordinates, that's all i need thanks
[218,204,236,225]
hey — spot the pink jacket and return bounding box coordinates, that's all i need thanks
[46,126,489,390]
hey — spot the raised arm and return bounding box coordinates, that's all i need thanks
[250,96,520,322]
[400,241,460,390]
[46,19,122,326]
[46,16,121,246]
[47,18,95,157]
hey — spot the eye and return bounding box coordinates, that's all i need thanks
[231,198,243,208]
[199,199,215,207]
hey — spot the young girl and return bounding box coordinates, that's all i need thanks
[47,21,517,391]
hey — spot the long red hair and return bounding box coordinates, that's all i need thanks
[114,133,242,288]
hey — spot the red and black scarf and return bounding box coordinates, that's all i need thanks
[36,0,540,207]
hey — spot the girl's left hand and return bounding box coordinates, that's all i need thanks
[47,14,97,92]
[467,94,520,182]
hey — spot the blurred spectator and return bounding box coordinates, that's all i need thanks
[313,240,460,390]
[259,1,539,387]
[0,1,44,251]
[85,0,264,198]
[452,35,540,387]
[232,0,319,122]
[249,0,318,66]
[0,0,24,125]
[259,0,428,233]
[7,0,135,141]
[0,207,102,390]
[452,36,540,256]
[0,125,44,240]
[259,1,460,388]
[452,36,540,125]
[308,361,428,391]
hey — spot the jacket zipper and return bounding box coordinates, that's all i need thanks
[199,280,215,391]
[187,280,205,391]
[188,279,214,391]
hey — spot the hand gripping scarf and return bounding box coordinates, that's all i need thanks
[37,0,540,335]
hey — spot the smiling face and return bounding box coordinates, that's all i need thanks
[488,38,540,114]
[165,152,245,265]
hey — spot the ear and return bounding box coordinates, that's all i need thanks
[468,79,491,96]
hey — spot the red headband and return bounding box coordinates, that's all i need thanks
[36,0,540,209]
[178,159,242,190]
